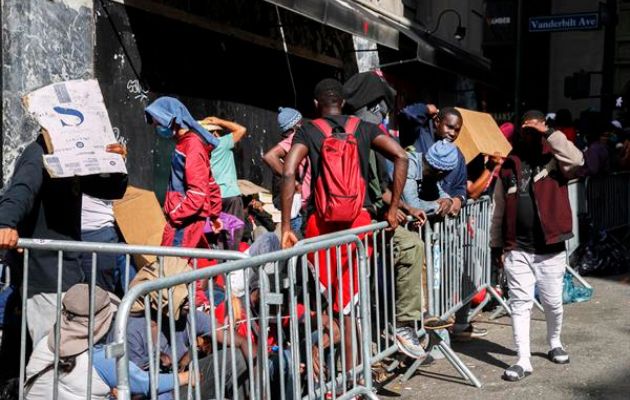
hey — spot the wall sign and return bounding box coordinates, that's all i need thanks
[529,13,599,33]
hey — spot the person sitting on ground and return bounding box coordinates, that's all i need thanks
[201,116,248,250]
[280,78,409,388]
[25,283,185,399]
[263,107,309,235]
[123,257,252,400]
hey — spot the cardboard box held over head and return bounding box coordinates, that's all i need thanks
[113,186,165,269]
[454,108,512,164]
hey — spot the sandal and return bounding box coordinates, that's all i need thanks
[423,316,454,330]
[502,365,532,382]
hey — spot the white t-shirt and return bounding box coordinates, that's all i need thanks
[25,339,111,400]
[81,194,115,232]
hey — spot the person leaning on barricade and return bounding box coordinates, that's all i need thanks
[396,140,460,216]
[399,104,467,217]
[491,110,584,381]
[279,78,409,390]
[343,71,451,361]
[121,256,252,399]
[399,105,490,341]
[0,128,128,356]
[23,283,186,399]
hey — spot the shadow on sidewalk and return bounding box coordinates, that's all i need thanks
[451,338,516,370]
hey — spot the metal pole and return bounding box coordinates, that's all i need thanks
[514,0,524,122]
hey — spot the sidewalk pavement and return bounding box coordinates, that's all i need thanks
[379,273,630,400]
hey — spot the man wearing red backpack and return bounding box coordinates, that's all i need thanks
[279,78,409,385]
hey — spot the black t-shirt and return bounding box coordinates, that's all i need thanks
[293,115,384,209]
[515,160,565,254]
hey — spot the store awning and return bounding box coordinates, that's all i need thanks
[265,0,491,75]
[264,0,400,49]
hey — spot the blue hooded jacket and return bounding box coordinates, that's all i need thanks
[399,103,467,200]
[145,97,219,148]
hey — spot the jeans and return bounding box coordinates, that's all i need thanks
[290,214,303,238]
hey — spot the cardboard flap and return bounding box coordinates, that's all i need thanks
[113,186,166,268]
[454,108,512,164]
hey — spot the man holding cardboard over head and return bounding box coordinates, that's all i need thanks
[0,79,128,344]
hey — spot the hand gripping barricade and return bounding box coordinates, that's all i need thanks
[10,239,247,400]
[108,234,379,400]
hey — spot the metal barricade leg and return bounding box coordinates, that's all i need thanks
[566,265,593,290]
[487,285,513,320]
[434,337,482,388]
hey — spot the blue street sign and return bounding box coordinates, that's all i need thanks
[529,13,599,32]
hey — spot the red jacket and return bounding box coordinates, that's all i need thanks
[163,132,222,226]
[491,131,584,250]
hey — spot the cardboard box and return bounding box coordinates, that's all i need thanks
[113,186,166,268]
[454,108,512,164]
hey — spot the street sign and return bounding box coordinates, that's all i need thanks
[529,13,599,33]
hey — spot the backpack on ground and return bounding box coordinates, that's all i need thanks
[311,116,365,223]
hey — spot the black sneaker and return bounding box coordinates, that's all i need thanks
[548,347,570,364]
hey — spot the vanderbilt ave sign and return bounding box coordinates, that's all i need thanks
[529,13,600,33]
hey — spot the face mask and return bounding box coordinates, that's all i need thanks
[155,125,174,139]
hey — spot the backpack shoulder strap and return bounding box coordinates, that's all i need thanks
[344,116,361,136]
[311,119,333,138]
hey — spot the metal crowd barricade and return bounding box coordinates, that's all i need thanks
[396,196,505,388]
[109,234,379,400]
[294,199,496,389]
[11,239,247,400]
[585,172,630,233]
[293,222,417,381]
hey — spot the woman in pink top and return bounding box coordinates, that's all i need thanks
[263,107,310,233]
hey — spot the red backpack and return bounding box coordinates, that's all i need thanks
[311,116,365,223]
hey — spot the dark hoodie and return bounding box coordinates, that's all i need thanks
[0,136,127,297]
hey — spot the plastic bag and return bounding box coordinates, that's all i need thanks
[569,230,630,276]
[562,272,593,304]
